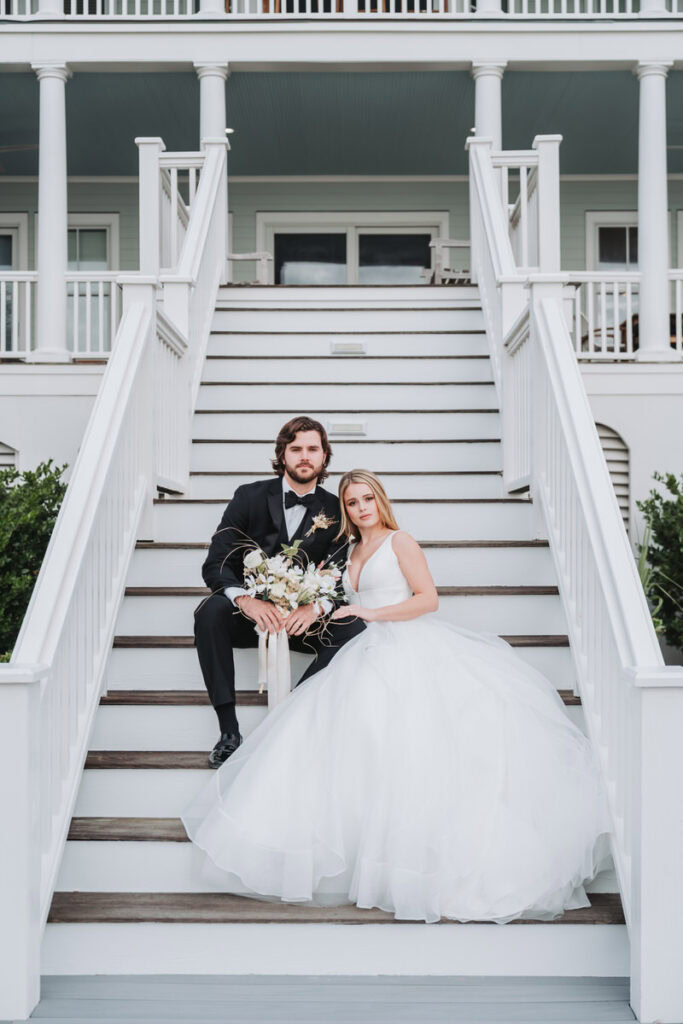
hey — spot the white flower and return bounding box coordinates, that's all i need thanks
[244,549,265,570]
[270,581,287,600]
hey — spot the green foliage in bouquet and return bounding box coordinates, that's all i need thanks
[0,459,67,659]
[636,471,683,652]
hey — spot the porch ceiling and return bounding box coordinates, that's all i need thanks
[1,69,683,177]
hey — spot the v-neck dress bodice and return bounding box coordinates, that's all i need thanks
[343,532,412,609]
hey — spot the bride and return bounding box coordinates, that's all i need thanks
[182,469,612,924]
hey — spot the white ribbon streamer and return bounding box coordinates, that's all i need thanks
[256,627,292,710]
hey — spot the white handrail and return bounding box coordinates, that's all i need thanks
[0,133,227,1022]
[469,133,683,1024]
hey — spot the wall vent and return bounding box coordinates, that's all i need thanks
[0,443,17,470]
[596,423,630,533]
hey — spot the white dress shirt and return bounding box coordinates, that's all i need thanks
[225,477,317,605]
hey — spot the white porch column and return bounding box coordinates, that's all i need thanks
[30,63,71,363]
[636,61,675,362]
[194,62,229,145]
[194,62,230,284]
[471,62,507,151]
[30,62,71,360]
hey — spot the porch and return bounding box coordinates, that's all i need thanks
[1,65,682,363]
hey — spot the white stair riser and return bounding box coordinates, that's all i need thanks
[202,359,493,384]
[211,310,484,332]
[90,704,265,751]
[153,499,529,543]
[216,285,481,304]
[197,383,498,412]
[59,838,617,898]
[41,922,630,977]
[188,471,506,499]
[128,544,556,589]
[75,757,600,822]
[115,593,567,639]
[190,440,502,473]
[90,699,583,753]
[106,645,576,693]
[207,333,488,358]
[108,648,313,690]
[193,411,502,442]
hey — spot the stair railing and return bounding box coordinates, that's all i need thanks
[0,136,227,1022]
[468,132,683,1024]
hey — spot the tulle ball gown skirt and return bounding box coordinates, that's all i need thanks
[181,615,612,925]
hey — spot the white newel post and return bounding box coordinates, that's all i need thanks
[0,665,47,1021]
[30,63,71,363]
[636,61,676,362]
[475,0,503,14]
[532,135,562,274]
[198,0,224,12]
[136,137,165,276]
[471,63,506,150]
[195,63,230,284]
[639,0,669,14]
[627,666,683,1024]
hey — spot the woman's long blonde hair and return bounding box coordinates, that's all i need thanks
[337,469,400,541]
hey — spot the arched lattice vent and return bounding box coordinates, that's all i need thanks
[0,443,17,469]
[596,424,630,533]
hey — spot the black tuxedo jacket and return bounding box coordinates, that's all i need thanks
[202,477,348,596]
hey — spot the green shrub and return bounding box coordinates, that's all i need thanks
[0,460,67,659]
[637,472,683,653]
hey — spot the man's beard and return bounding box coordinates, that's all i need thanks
[284,461,323,485]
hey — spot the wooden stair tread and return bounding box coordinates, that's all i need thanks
[206,354,489,360]
[135,539,550,550]
[47,890,624,926]
[192,438,500,444]
[100,689,580,707]
[113,634,569,649]
[197,403,501,411]
[154,498,527,506]
[124,585,557,597]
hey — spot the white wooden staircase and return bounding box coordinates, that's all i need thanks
[42,286,628,978]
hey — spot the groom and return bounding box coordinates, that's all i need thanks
[194,415,366,767]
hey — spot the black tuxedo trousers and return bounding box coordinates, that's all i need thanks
[194,594,366,708]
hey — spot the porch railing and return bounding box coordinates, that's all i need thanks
[468,131,683,1024]
[5,0,683,15]
[0,137,227,1022]
[66,272,122,356]
[0,272,36,358]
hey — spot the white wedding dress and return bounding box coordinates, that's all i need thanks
[182,531,612,923]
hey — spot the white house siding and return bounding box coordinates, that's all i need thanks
[0,181,139,271]
[3,177,683,274]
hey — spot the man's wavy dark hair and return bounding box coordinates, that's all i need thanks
[271,416,333,483]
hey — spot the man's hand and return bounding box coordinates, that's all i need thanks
[285,603,320,637]
[235,595,282,634]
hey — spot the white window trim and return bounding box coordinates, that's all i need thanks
[676,211,683,269]
[585,211,638,271]
[0,213,29,270]
[33,213,121,271]
[256,210,450,285]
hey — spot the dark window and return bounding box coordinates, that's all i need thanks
[358,233,431,284]
[274,233,347,285]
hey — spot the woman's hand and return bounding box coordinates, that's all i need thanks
[285,603,319,637]
[330,604,376,622]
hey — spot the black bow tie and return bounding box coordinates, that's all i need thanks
[284,490,317,510]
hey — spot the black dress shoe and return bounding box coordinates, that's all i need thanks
[208,731,243,769]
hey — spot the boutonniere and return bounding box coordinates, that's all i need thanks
[305,512,337,538]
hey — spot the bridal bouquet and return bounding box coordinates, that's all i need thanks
[242,540,344,619]
[241,539,345,708]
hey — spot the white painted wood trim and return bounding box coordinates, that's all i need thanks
[33,212,121,271]
[0,213,29,270]
[256,210,450,286]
